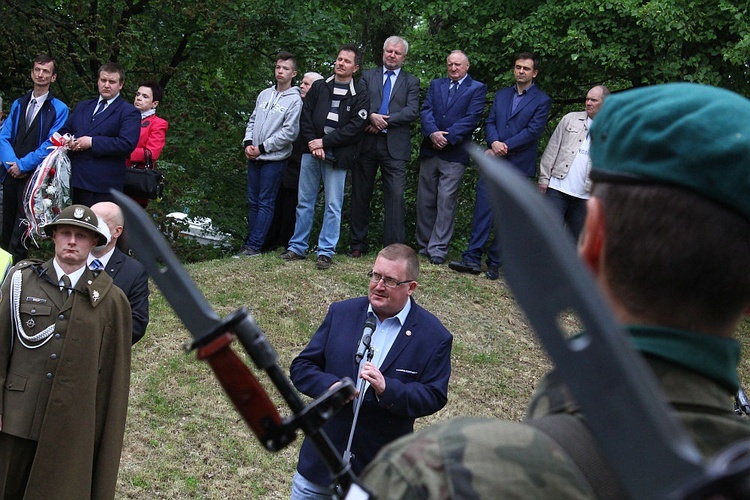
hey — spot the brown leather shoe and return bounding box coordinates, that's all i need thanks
[280,250,306,261]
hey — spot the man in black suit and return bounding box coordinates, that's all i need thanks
[349,36,421,257]
[90,201,150,344]
[61,62,140,206]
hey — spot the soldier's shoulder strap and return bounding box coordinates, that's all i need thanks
[527,414,627,500]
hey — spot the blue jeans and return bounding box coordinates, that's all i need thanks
[288,154,346,257]
[290,471,334,499]
[246,159,286,250]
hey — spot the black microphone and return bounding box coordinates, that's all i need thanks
[355,315,377,364]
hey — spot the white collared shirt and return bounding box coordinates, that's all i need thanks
[94,93,120,116]
[88,246,115,270]
[52,260,87,289]
[27,91,50,123]
[365,298,413,369]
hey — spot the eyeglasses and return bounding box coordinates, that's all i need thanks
[367,271,414,288]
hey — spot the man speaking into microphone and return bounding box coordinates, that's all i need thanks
[289,243,453,499]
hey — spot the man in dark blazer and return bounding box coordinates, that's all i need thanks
[90,201,150,344]
[349,36,420,257]
[289,244,452,497]
[450,52,551,279]
[61,62,141,206]
[416,50,486,264]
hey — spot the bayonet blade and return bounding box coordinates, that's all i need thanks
[113,191,223,342]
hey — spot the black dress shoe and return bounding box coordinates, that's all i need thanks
[448,259,481,274]
[348,249,364,258]
[429,256,445,265]
[486,266,501,280]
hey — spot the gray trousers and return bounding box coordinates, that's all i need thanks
[416,156,467,259]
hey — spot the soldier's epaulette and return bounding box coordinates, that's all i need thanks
[0,259,45,303]
[14,259,44,270]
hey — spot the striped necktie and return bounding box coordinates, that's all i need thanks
[447,81,459,104]
[92,100,107,120]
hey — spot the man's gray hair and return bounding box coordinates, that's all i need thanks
[449,49,469,65]
[383,36,409,55]
[304,72,324,82]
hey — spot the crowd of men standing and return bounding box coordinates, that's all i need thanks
[0,55,151,499]
[243,38,604,274]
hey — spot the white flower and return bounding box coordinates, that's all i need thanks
[46,185,58,195]
[43,198,53,208]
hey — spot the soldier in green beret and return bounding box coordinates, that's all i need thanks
[360,83,750,498]
[0,204,132,499]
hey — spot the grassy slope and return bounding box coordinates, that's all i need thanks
[116,253,750,498]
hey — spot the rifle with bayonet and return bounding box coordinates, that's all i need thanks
[113,191,369,498]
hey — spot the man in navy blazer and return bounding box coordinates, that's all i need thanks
[450,52,551,279]
[61,62,140,206]
[289,244,452,497]
[90,202,150,344]
[349,36,420,256]
[416,50,486,265]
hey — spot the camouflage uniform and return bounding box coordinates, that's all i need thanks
[360,325,750,499]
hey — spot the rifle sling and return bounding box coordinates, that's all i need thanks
[527,414,628,500]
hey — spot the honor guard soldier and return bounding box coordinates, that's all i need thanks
[0,204,132,499]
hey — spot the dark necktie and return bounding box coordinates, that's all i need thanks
[60,274,71,301]
[25,98,37,128]
[378,70,395,115]
[90,259,104,271]
[448,81,459,104]
[92,100,107,121]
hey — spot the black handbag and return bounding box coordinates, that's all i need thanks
[124,148,165,200]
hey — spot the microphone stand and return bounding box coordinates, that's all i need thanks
[343,337,374,465]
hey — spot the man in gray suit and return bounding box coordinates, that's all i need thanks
[349,36,420,257]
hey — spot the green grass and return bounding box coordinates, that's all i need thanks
[116,252,750,498]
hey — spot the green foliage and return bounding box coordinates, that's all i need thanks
[1,0,747,261]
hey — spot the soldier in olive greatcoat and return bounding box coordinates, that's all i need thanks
[0,204,132,499]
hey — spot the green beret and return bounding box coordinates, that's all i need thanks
[589,83,750,220]
[42,204,109,246]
